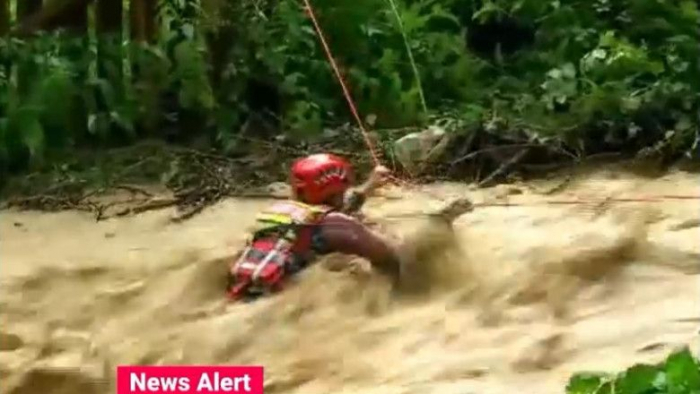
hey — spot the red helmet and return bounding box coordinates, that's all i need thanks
[290,153,354,204]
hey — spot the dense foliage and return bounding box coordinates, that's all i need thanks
[0,0,698,173]
[567,347,700,394]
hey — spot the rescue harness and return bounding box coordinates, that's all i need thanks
[227,201,332,300]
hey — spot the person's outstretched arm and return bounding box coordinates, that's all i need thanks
[319,211,402,281]
[341,165,391,214]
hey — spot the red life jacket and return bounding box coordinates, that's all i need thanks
[227,200,333,300]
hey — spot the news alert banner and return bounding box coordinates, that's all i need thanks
[117,366,264,394]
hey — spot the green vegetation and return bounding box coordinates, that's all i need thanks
[567,347,700,394]
[0,0,698,181]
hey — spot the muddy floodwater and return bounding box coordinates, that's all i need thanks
[1,165,699,394]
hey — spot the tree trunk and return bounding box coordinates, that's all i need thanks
[0,0,9,36]
[17,0,43,22]
[129,0,159,135]
[0,0,9,96]
[16,0,43,97]
[41,0,91,143]
[43,0,88,33]
[129,0,156,43]
[96,0,123,80]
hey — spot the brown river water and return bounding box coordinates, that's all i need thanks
[1,164,699,394]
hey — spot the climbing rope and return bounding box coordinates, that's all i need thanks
[300,0,382,167]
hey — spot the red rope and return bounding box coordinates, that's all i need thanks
[473,194,700,208]
[300,0,382,167]
[301,0,429,192]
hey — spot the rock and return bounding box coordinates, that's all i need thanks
[393,125,450,173]
[264,182,291,198]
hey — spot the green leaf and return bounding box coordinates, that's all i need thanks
[566,373,604,394]
[665,348,700,391]
[182,24,195,39]
[680,0,700,22]
[622,96,641,113]
[561,63,577,78]
[472,2,504,23]
[596,381,614,394]
[652,369,668,390]
[675,116,693,133]
[19,112,45,159]
[110,111,135,138]
[94,78,117,109]
[616,364,661,394]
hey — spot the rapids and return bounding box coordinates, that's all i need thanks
[1,164,698,394]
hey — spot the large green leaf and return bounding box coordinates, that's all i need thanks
[665,348,700,392]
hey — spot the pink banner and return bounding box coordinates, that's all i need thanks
[117,366,264,394]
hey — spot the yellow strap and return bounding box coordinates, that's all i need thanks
[257,213,294,225]
[259,202,330,222]
[253,201,333,235]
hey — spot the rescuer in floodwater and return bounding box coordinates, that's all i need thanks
[226,153,473,300]
[226,153,400,299]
